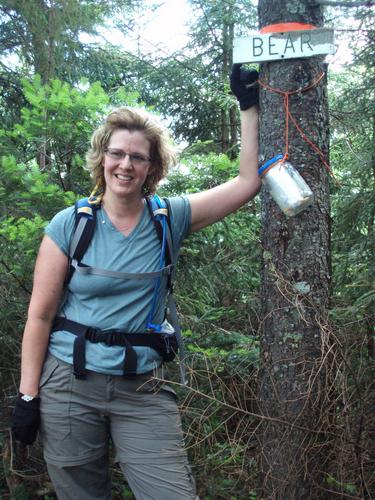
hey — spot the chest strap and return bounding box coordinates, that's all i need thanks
[52,317,178,379]
[70,261,174,280]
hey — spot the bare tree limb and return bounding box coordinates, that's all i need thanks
[315,0,375,7]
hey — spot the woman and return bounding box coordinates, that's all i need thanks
[11,64,260,500]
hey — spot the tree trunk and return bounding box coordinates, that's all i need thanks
[228,21,238,159]
[367,114,375,359]
[221,14,231,155]
[257,1,331,498]
[18,0,56,170]
[222,7,238,158]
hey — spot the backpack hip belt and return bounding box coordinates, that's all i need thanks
[51,317,178,379]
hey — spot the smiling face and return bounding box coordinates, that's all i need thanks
[103,129,151,201]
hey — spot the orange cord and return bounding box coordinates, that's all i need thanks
[284,92,289,162]
[258,73,339,185]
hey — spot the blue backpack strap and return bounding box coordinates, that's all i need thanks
[147,195,173,266]
[65,197,99,284]
[147,195,187,384]
[145,194,173,332]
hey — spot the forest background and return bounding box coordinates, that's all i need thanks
[0,0,374,499]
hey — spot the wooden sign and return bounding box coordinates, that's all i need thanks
[233,28,336,63]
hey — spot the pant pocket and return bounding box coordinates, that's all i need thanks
[39,353,59,390]
[39,356,73,442]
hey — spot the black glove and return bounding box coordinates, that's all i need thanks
[230,64,259,110]
[11,394,40,445]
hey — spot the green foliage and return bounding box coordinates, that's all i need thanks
[1,75,110,193]
[0,156,75,367]
[325,474,358,495]
[167,152,239,194]
[0,0,140,159]
[329,66,374,335]
[324,14,374,495]
[0,0,136,82]
[0,1,373,498]
[160,154,261,383]
[161,151,261,499]
[0,77,142,383]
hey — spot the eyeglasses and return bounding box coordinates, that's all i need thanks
[104,148,151,166]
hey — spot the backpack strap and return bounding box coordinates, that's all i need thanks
[166,293,187,385]
[146,195,173,267]
[66,197,173,282]
[145,195,174,332]
[65,198,98,284]
[146,195,187,385]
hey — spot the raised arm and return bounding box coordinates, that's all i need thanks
[189,65,260,233]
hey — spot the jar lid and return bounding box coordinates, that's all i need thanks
[258,154,283,176]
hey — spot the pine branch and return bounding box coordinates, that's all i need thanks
[1,259,32,295]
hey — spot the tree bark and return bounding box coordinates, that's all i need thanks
[257,1,331,498]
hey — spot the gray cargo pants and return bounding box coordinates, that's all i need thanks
[39,353,198,500]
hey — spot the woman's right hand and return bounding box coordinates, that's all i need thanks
[11,394,41,445]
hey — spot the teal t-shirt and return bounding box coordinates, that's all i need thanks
[45,196,191,375]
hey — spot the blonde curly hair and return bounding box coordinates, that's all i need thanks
[85,107,177,198]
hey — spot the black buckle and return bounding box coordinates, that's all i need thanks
[85,327,124,345]
[104,330,119,345]
[85,326,100,342]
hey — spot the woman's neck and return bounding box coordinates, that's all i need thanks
[102,192,144,219]
[101,193,145,236]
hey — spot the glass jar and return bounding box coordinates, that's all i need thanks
[258,154,314,217]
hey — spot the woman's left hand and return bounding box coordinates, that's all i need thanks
[230,64,259,110]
